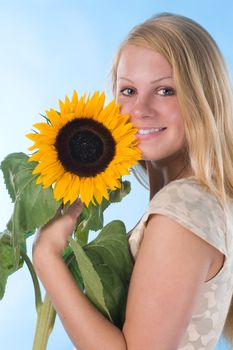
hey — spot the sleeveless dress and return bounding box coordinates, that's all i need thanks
[128,177,233,349]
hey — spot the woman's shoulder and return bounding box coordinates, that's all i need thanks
[149,176,225,229]
[150,176,222,210]
[146,176,229,256]
[129,176,229,260]
[151,176,205,197]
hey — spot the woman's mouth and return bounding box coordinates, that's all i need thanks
[136,127,167,139]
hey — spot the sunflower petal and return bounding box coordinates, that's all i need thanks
[93,186,106,204]
[79,177,94,206]
[71,90,79,111]
[54,172,73,200]
[68,176,81,204]
[59,98,71,116]
[46,109,61,126]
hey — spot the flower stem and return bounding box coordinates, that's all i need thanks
[32,293,56,350]
[20,250,42,312]
[20,251,56,349]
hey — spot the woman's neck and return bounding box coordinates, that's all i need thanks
[146,158,194,200]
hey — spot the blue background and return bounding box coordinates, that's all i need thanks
[0,1,232,349]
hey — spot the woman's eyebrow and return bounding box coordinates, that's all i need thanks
[150,76,173,84]
[118,76,173,84]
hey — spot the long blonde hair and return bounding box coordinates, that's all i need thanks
[111,13,233,345]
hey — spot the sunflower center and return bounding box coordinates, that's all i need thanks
[55,118,116,177]
[69,130,104,164]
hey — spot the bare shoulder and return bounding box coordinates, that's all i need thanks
[123,214,219,350]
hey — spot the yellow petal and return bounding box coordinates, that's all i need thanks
[94,174,109,199]
[74,94,86,116]
[54,172,73,199]
[71,90,79,111]
[79,177,94,206]
[93,187,105,204]
[59,98,71,116]
[26,133,40,141]
[46,109,61,126]
[33,122,56,134]
[36,166,64,187]
[68,175,81,204]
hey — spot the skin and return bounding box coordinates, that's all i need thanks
[33,45,224,350]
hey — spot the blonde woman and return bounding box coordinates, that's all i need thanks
[32,13,233,349]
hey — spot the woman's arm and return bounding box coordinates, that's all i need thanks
[33,202,216,350]
[123,214,218,349]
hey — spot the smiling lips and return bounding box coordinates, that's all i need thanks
[137,127,166,135]
[136,127,167,139]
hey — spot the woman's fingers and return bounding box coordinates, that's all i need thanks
[64,199,84,221]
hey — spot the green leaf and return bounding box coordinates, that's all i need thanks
[0,270,8,301]
[75,180,131,243]
[70,220,133,328]
[1,152,61,236]
[63,246,84,291]
[1,153,36,203]
[108,180,131,205]
[67,257,85,291]
[0,230,18,299]
[76,202,104,238]
[69,237,112,322]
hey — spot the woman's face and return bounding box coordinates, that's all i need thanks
[116,44,186,162]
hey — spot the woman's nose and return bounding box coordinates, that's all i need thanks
[128,97,154,122]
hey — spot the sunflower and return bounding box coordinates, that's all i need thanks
[26,91,141,206]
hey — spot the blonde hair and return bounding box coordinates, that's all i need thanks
[111,13,233,345]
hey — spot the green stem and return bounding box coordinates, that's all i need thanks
[21,251,56,349]
[20,250,42,312]
[64,251,75,265]
[32,293,56,350]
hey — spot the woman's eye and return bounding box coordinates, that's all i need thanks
[120,88,135,96]
[157,87,175,96]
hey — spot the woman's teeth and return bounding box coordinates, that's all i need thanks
[138,127,166,135]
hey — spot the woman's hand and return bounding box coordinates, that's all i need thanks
[32,199,84,267]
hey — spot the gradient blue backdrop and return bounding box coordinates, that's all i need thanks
[0,1,232,349]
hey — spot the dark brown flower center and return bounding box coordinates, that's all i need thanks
[69,130,104,164]
[55,118,116,177]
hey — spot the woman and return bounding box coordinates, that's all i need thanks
[33,13,233,349]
